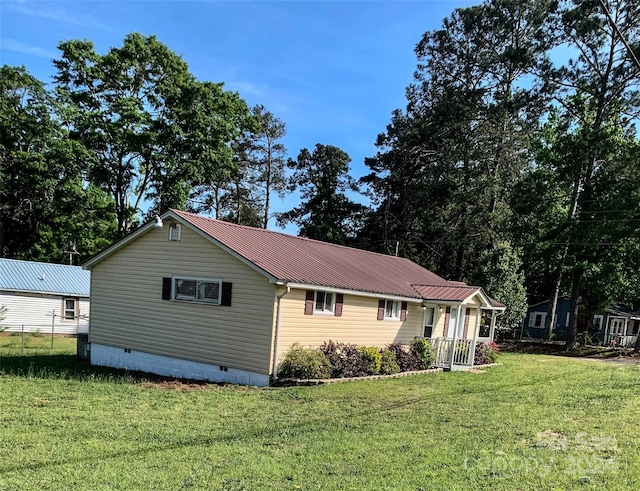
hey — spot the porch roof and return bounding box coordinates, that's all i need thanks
[411,284,505,309]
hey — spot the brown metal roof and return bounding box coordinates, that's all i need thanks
[172,210,454,299]
[411,284,481,302]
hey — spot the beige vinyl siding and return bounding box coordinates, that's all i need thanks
[430,305,481,340]
[89,222,276,375]
[275,288,422,361]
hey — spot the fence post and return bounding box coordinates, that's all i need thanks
[21,324,24,354]
[51,309,55,349]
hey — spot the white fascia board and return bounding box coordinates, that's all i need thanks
[283,282,423,303]
[82,220,157,269]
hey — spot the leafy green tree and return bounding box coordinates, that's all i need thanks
[277,144,366,244]
[54,33,251,234]
[538,0,640,348]
[361,0,551,280]
[0,65,116,262]
[236,104,287,228]
[469,241,528,334]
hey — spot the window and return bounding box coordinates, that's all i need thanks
[529,311,546,328]
[385,300,400,319]
[377,299,408,321]
[314,291,335,313]
[63,297,77,320]
[565,312,570,327]
[173,277,221,304]
[423,307,435,338]
[168,224,181,241]
[593,315,603,328]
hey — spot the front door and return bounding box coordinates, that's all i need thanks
[608,318,625,345]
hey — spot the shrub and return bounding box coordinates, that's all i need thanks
[359,346,382,375]
[379,349,400,375]
[277,344,331,379]
[410,337,434,369]
[30,329,44,338]
[474,341,499,366]
[319,341,370,378]
[387,343,421,372]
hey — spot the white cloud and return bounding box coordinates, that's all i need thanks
[6,1,115,31]
[0,38,57,59]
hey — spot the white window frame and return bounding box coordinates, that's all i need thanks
[565,311,570,327]
[62,297,77,321]
[314,290,335,314]
[529,311,546,328]
[593,315,603,328]
[385,300,400,320]
[168,224,181,241]
[172,276,221,304]
[423,306,435,337]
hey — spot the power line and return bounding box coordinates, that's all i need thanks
[598,0,640,72]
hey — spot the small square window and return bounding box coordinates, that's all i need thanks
[314,291,335,313]
[63,298,77,320]
[385,300,400,319]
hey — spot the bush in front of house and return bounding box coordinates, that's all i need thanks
[277,343,332,379]
[359,346,382,375]
[387,342,422,372]
[410,337,434,370]
[278,340,438,380]
[319,341,370,378]
[379,349,400,375]
[474,341,499,366]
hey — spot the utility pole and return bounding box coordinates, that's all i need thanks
[64,240,79,266]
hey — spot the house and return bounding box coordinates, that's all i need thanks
[0,258,90,334]
[522,296,639,347]
[522,296,573,340]
[598,305,640,348]
[82,209,506,386]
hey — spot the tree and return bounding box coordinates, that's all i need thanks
[277,144,366,244]
[469,241,528,335]
[236,105,287,228]
[360,0,552,280]
[0,65,116,262]
[54,33,251,235]
[539,0,640,348]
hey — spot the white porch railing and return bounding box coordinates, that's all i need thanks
[604,334,638,348]
[432,337,475,369]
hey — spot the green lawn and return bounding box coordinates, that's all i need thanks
[1,339,639,490]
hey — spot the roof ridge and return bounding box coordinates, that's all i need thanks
[171,209,414,262]
[412,283,476,289]
[0,258,80,268]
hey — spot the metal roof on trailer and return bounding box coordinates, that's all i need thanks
[0,258,90,297]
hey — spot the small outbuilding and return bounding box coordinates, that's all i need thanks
[83,210,505,385]
[0,258,90,334]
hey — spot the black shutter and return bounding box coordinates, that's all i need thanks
[400,301,408,321]
[221,282,232,306]
[377,299,385,321]
[162,277,172,300]
[334,294,344,317]
[304,290,314,315]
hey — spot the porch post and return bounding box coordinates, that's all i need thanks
[624,317,629,347]
[489,310,497,343]
[469,308,480,366]
[448,302,464,369]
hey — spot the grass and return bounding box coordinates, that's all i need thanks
[1,341,639,490]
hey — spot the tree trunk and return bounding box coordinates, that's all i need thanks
[566,268,582,350]
[544,271,562,341]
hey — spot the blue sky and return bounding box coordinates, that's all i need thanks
[1,0,478,232]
